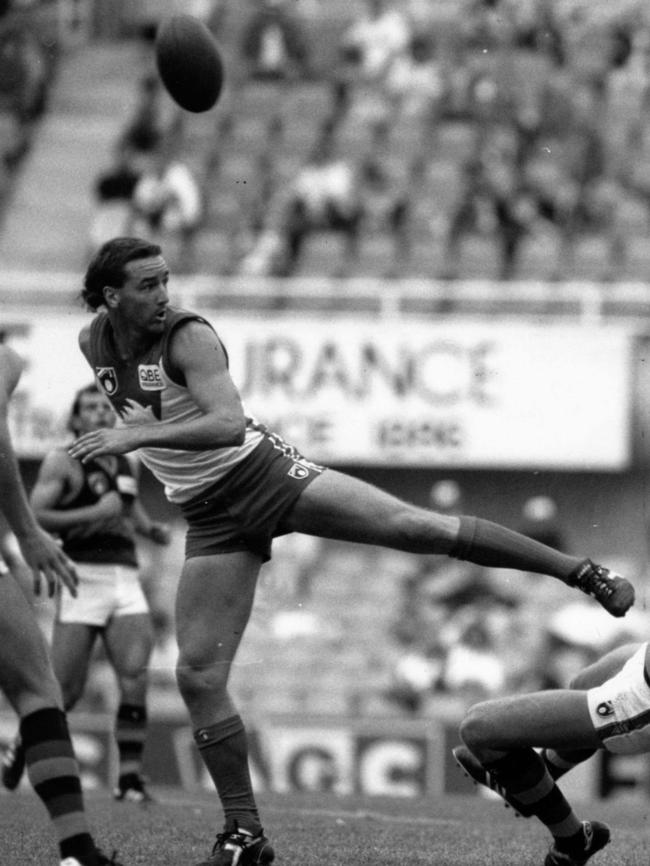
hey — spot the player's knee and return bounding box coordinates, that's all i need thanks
[175,654,229,700]
[61,680,84,711]
[394,507,457,551]
[459,702,495,750]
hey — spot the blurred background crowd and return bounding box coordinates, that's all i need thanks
[3,0,650,280]
[0,0,649,725]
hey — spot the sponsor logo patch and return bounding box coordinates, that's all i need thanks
[96,366,118,394]
[138,364,164,391]
[288,463,310,480]
[597,700,614,717]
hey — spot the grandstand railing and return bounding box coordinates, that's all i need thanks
[2,273,650,326]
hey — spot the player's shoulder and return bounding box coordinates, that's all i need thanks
[38,444,79,479]
[0,344,24,398]
[166,307,220,349]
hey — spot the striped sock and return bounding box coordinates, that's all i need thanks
[486,748,583,841]
[194,714,261,833]
[116,703,147,786]
[542,747,597,781]
[21,707,97,865]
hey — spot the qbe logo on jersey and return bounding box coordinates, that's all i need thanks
[138,364,164,391]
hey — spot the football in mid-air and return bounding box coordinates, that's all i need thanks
[155,15,224,113]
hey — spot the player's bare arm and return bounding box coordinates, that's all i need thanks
[30,448,122,531]
[71,320,246,461]
[0,345,78,597]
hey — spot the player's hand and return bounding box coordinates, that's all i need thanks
[69,426,139,462]
[149,522,171,546]
[93,490,123,520]
[15,525,78,598]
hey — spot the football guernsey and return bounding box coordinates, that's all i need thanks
[60,454,138,567]
[87,308,263,504]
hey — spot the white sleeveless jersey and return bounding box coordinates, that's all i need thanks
[87,308,263,503]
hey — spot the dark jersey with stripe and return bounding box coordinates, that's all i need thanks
[59,454,138,567]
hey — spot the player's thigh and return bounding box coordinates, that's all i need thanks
[284,469,458,550]
[570,643,641,690]
[0,575,60,712]
[461,690,602,751]
[103,613,154,677]
[175,550,263,667]
[51,621,97,695]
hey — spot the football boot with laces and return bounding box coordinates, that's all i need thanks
[569,560,634,617]
[545,821,611,866]
[113,772,155,804]
[195,821,275,866]
[452,744,535,817]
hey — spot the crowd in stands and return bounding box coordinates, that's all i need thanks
[84,0,650,280]
[0,3,57,216]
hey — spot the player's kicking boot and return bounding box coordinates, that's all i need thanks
[195,820,275,866]
[545,820,611,866]
[569,560,634,617]
[452,744,535,817]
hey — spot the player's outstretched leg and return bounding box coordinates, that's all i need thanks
[452,744,535,817]
[1,732,25,790]
[544,820,611,866]
[194,820,275,866]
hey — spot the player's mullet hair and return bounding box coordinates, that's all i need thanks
[82,236,162,311]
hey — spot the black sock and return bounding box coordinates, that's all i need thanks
[194,715,261,834]
[542,747,597,781]
[452,516,583,581]
[116,703,147,786]
[486,749,582,839]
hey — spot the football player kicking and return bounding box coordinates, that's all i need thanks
[69,236,634,866]
[453,640,650,865]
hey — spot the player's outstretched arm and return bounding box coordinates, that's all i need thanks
[0,346,78,597]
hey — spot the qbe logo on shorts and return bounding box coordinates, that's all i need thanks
[288,463,310,480]
[138,364,164,391]
[597,701,614,717]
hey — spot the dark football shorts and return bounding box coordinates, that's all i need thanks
[180,430,325,562]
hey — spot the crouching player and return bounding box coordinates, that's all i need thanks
[453,640,650,865]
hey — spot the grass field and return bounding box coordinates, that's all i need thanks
[3,786,649,865]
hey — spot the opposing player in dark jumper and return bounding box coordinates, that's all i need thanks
[70,236,634,866]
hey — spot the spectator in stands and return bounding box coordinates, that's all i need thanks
[340,0,412,82]
[132,147,203,272]
[88,144,141,251]
[357,155,411,274]
[120,74,168,158]
[0,21,52,167]
[383,33,445,131]
[240,0,310,82]
[276,131,362,275]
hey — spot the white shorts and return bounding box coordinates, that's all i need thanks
[57,563,149,627]
[587,643,650,754]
